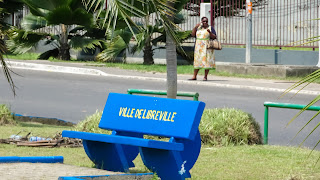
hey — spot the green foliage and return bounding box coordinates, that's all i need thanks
[20,14,47,30]
[8,0,101,60]
[93,0,191,64]
[73,110,110,134]
[96,29,132,62]
[7,29,47,54]
[280,18,320,158]
[47,7,93,27]
[0,104,16,125]
[0,0,23,95]
[282,69,320,153]
[199,108,262,146]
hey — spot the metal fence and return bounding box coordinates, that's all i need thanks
[13,0,320,48]
[182,0,319,48]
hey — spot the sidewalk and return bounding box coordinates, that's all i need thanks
[5,59,320,95]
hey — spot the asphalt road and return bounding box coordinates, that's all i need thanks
[1,69,320,149]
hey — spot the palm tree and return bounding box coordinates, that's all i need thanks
[281,69,320,151]
[83,0,187,98]
[280,19,320,153]
[0,0,24,95]
[97,14,191,65]
[165,1,177,99]
[7,0,102,60]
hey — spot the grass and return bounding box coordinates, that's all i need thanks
[0,106,320,179]
[190,145,320,180]
[5,52,40,60]
[5,52,78,61]
[97,63,320,83]
[1,122,320,180]
[0,121,70,139]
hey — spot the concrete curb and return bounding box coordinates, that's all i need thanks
[0,156,64,163]
[5,61,320,95]
[7,61,109,76]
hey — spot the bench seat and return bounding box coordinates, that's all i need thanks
[62,93,206,180]
[62,130,184,151]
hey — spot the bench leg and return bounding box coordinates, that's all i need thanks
[83,140,139,172]
[140,148,189,180]
[140,130,201,180]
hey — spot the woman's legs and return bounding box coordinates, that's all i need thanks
[204,69,209,81]
[189,69,199,80]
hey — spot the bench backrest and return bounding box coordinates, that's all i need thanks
[99,93,206,140]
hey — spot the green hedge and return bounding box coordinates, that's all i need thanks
[199,108,262,146]
[73,110,110,134]
[0,104,16,125]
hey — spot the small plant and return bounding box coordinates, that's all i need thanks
[199,108,262,146]
[73,110,110,134]
[0,104,16,125]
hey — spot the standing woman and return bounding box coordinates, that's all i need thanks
[189,17,216,81]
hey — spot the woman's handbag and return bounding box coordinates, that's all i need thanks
[207,39,222,50]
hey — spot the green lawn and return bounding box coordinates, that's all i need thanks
[1,123,320,179]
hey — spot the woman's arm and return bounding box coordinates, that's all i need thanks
[207,29,216,39]
[191,23,201,37]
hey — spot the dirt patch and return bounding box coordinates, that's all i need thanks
[0,163,119,180]
[14,115,74,126]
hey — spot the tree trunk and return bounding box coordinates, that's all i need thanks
[166,2,177,99]
[143,15,154,65]
[143,38,154,65]
[58,24,71,60]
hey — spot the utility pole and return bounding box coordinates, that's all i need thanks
[246,0,253,64]
[318,5,320,67]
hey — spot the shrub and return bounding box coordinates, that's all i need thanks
[73,110,110,134]
[199,108,262,146]
[0,104,16,125]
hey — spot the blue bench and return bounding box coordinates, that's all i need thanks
[62,93,205,180]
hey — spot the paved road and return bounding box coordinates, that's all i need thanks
[1,60,320,150]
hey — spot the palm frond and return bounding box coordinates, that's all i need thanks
[20,14,47,31]
[282,68,320,155]
[296,111,320,147]
[130,33,144,54]
[96,35,127,62]
[280,70,320,97]
[69,36,102,51]
[22,0,51,17]
[47,7,93,27]
[0,39,16,96]
[83,0,180,45]
[7,29,46,54]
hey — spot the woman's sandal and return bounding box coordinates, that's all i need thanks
[188,78,197,81]
[203,77,207,81]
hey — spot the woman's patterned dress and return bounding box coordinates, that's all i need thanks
[194,26,215,69]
